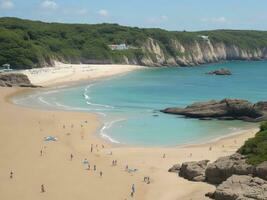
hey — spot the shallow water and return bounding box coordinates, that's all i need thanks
[13,61,267,146]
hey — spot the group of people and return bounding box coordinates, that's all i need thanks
[112,160,118,166]
[35,119,141,198]
[143,176,151,184]
[90,143,105,153]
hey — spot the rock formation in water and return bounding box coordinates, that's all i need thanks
[0,73,37,87]
[206,68,232,75]
[161,99,267,122]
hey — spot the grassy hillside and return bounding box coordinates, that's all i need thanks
[1,17,267,69]
[239,122,267,165]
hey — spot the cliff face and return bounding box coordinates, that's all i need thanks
[125,38,267,66]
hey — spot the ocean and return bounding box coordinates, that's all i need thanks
[13,61,267,146]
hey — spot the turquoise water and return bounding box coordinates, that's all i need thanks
[14,61,267,146]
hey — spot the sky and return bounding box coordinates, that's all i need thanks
[0,0,267,31]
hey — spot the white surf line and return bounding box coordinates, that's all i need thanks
[99,118,127,144]
[83,83,115,109]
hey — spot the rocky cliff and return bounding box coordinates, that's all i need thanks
[125,37,267,67]
[1,18,267,69]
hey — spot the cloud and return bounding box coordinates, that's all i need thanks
[160,15,168,21]
[0,0,14,10]
[76,8,88,16]
[201,17,227,23]
[40,0,58,11]
[98,9,109,17]
[62,8,88,16]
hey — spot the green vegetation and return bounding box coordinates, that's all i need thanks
[0,17,267,69]
[239,122,267,165]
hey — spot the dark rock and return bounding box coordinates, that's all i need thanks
[213,175,267,200]
[168,164,181,173]
[0,73,38,88]
[205,192,215,199]
[206,68,232,75]
[179,160,209,182]
[255,161,267,180]
[161,99,267,122]
[205,153,255,185]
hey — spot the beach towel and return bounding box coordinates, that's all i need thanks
[44,136,58,142]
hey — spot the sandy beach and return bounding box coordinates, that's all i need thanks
[20,62,144,86]
[0,64,259,200]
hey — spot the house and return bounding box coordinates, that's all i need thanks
[108,44,128,50]
[0,64,13,73]
[199,35,209,41]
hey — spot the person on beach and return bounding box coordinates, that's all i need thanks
[209,146,212,151]
[163,154,166,158]
[131,184,135,193]
[147,177,150,184]
[70,154,73,161]
[130,184,135,197]
[90,144,93,153]
[125,165,128,171]
[94,165,96,171]
[100,171,103,177]
[40,150,43,156]
[41,184,45,193]
[10,171,13,179]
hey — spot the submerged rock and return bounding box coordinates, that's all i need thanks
[161,99,267,122]
[0,73,37,88]
[206,68,232,75]
[210,175,267,200]
[179,160,209,182]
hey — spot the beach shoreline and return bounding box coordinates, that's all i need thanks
[10,68,259,149]
[0,64,260,200]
